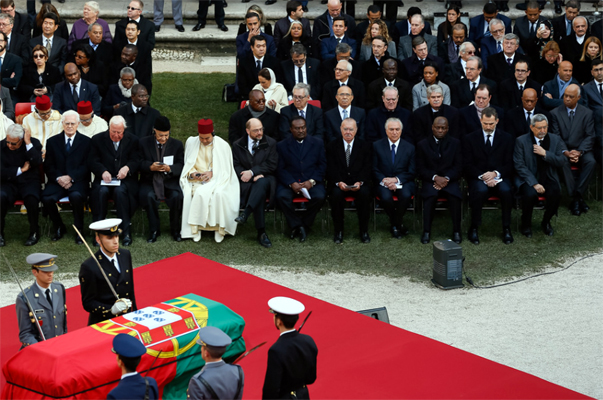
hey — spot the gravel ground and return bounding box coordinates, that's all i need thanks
[2,253,602,398]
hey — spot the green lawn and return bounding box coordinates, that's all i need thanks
[1,72,601,286]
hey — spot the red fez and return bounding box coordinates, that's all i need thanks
[35,95,52,111]
[198,119,214,134]
[77,101,93,114]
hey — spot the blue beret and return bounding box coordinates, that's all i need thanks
[112,333,147,358]
[196,326,232,348]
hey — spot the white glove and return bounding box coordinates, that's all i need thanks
[110,299,132,315]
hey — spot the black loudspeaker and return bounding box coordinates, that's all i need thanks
[432,239,464,290]
[356,307,389,324]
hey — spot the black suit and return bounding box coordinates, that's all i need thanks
[442,60,466,85]
[365,105,410,143]
[372,137,416,228]
[273,17,312,48]
[229,106,280,144]
[498,78,541,110]
[13,12,30,41]
[1,52,23,100]
[462,128,514,228]
[110,58,152,95]
[7,32,30,66]
[237,53,281,100]
[42,133,91,233]
[592,21,602,45]
[115,104,161,139]
[17,63,62,102]
[232,135,278,231]
[107,375,158,400]
[326,138,372,233]
[450,76,498,109]
[324,106,366,142]
[512,15,548,54]
[504,106,551,138]
[312,11,356,54]
[262,331,318,400]
[361,53,394,87]
[112,39,153,70]
[366,77,413,111]
[551,14,574,44]
[560,33,591,65]
[138,136,184,236]
[322,78,365,111]
[52,79,102,115]
[114,17,156,50]
[409,104,460,145]
[416,135,463,233]
[88,131,139,236]
[280,103,325,140]
[400,54,445,86]
[318,56,361,88]
[485,53,530,85]
[29,35,66,70]
[79,248,137,325]
[279,57,321,100]
[0,138,42,236]
[459,104,505,135]
[72,38,114,69]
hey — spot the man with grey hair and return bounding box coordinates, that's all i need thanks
[450,56,497,109]
[397,14,437,61]
[280,43,321,100]
[279,83,324,140]
[71,22,113,66]
[115,0,156,50]
[372,117,415,239]
[42,110,91,243]
[444,41,476,83]
[410,84,460,144]
[366,86,410,143]
[319,42,359,86]
[486,33,529,85]
[312,0,356,57]
[560,16,591,65]
[89,115,139,246]
[469,2,511,47]
[479,18,507,69]
[322,59,365,111]
[551,0,580,41]
[514,113,565,237]
[0,12,29,64]
[324,85,365,142]
[0,124,42,246]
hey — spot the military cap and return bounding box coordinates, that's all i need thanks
[89,218,123,236]
[196,326,232,349]
[26,253,58,271]
[112,333,147,358]
[268,297,305,315]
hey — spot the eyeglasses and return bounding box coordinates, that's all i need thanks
[0,23,9,27]
[337,93,352,97]
[334,68,347,73]
[292,95,307,100]
[6,139,21,146]
[292,58,306,66]
[491,28,505,34]
[80,114,94,123]
[127,6,140,10]
[515,69,528,73]
[63,122,77,126]
[33,54,45,59]
[136,94,149,99]
[37,110,52,116]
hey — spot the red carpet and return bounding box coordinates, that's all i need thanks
[1,253,591,399]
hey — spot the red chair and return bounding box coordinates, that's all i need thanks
[15,102,35,117]
[308,99,321,108]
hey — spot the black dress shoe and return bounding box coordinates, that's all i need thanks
[0,234,5,247]
[399,225,409,237]
[123,235,132,246]
[173,233,182,242]
[578,198,589,213]
[321,0,327,3]
[193,22,205,31]
[290,227,299,239]
[555,4,562,13]
[147,231,160,243]
[521,226,532,238]
[235,211,248,224]
[360,232,371,243]
[25,233,39,246]
[52,225,66,241]
[175,25,185,32]
[452,232,462,244]
[502,228,514,244]
[265,0,277,4]
[302,6,308,11]
[219,25,229,32]
[155,25,161,32]
[391,226,402,239]
[420,231,430,244]
[258,232,272,248]
[75,237,84,245]
[242,0,250,2]
[223,0,228,6]
[541,221,554,236]
[570,201,581,216]
[298,226,307,242]
[502,3,509,11]
[333,231,343,244]
[516,2,527,10]
[468,228,479,245]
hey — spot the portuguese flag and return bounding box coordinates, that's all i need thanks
[2,294,246,399]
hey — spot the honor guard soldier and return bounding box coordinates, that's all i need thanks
[107,333,159,400]
[79,218,137,325]
[16,253,67,348]
[263,297,317,400]
[188,326,244,400]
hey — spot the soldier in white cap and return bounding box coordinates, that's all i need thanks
[78,218,137,325]
[187,326,244,400]
[15,253,67,348]
[263,297,318,399]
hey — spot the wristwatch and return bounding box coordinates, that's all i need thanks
[309,179,316,187]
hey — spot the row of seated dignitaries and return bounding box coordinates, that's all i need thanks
[0,89,590,249]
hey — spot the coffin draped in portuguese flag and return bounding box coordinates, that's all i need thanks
[2,294,246,399]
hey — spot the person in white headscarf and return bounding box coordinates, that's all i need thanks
[252,68,288,113]
[0,100,15,140]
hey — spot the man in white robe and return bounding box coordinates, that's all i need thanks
[180,119,239,243]
[21,95,62,154]
[75,101,107,138]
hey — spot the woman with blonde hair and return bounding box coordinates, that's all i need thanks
[359,19,396,61]
[575,37,603,84]
[252,68,288,113]
[67,1,113,51]
[533,41,562,85]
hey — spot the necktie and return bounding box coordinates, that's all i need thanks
[337,37,342,44]
[158,143,163,151]
[519,85,524,92]
[485,28,491,38]
[471,82,477,94]
[297,67,303,84]
[342,109,348,120]
[486,134,492,150]
[345,143,351,167]
[566,21,571,36]
[136,107,141,113]
[114,142,119,151]
[388,82,393,86]
[436,139,442,158]
[66,138,71,152]
[112,259,120,273]
[538,139,543,147]
[45,289,52,307]
[526,111,531,125]
[256,60,261,71]
[153,143,165,200]
[455,45,459,55]
[599,83,603,98]
[252,140,259,155]
[507,58,512,66]
[72,84,79,103]
[497,41,502,53]
[530,23,535,37]
[299,109,305,119]
[569,110,574,123]
[45,38,51,53]
[391,143,396,164]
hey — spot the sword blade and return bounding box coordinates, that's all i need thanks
[298,311,312,333]
[232,341,267,365]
